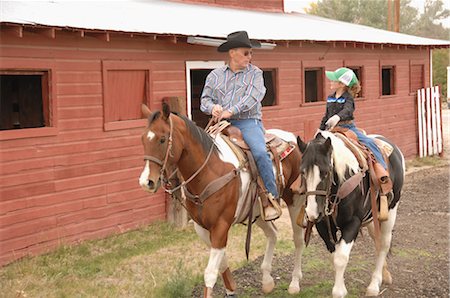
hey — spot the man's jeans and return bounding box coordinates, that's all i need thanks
[230,119,278,198]
[340,123,387,169]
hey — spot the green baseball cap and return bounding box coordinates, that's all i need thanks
[325,67,358,87]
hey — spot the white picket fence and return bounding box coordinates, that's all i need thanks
[417,86,443,157]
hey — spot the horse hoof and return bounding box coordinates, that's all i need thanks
[365,287,379,297]
[262,278,275,294]
[332,286,347,298]
[288,285,300,294]
[225,294,237,297]
[382,270,393,285]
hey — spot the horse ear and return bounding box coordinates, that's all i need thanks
[141,104,152,118]
[297,136,307,153]
[162,102,171,120]
[324,137,332,151]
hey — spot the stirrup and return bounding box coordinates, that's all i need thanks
[264,194,282,221]
[378,195,389,222]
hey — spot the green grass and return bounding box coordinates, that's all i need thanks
[0,221,200,298]
[392,247,433,258]
[406,156,448,169]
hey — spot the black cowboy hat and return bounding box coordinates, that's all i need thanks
[217,31,261,52]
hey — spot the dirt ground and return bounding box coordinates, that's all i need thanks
[192,165,449,297]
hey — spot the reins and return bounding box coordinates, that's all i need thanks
[144,114,240,205]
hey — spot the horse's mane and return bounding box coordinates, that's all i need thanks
[148,111,216,154]
[318,131,359,183]
[178,114,217,153]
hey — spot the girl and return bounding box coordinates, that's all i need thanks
[319,67,393,219]
[320,67,388,171]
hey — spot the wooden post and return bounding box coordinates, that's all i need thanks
[387,0,392,31]
[394,0,400,32]
[162,96,189,228]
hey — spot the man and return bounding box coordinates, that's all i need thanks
[200,31,281,221]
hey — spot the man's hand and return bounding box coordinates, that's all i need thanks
[212,105,223,118]
[219,110,233,120]
[325,115,340,130]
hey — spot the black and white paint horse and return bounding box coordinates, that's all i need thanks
[297,131,405,298]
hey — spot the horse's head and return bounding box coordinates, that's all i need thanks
[297,132,334,223]
[139,103,181,193]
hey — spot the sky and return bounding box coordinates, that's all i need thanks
[284,0,450,28]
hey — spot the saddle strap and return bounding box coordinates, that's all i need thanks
[368,159,382,252]
[268,145,284,195]
[336,169,366,200]
[183,168,241,203]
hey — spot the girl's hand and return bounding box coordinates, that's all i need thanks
[325,115,340,130]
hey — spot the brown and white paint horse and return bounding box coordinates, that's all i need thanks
[139,103,304,297]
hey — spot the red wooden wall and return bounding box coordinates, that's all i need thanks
[0,28,430,266]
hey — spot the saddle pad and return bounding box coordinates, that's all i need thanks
[334,133,369,170]
[373,138,394,157]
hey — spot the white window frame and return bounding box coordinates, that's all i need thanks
[185,61,225,120]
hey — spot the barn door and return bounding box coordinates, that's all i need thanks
[186,61,225,128]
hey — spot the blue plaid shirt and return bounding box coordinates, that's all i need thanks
[200,64,266,120]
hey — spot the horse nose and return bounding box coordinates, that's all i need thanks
[147,180,155,189]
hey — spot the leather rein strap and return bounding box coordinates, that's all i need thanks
[143,114,241,206]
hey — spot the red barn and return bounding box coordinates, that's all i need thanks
[1,0,449,265]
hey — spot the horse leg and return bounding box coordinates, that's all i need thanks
[331,238,354,298]
[286,196,305,294]
[255,217,278,294]
[194,223,235,297]
[366,223,392,285]
[366,204,398,296]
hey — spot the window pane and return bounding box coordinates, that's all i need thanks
[348,66,363,98]
[305,68,323,103]
[262,69,276,107]
[382,67,394,95]
[0,74,45,130]
[105,70,147,122]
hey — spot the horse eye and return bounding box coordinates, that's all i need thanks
[160,137,166,144]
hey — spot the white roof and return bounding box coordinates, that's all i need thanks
[1,0,449,47]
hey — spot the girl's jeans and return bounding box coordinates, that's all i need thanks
[340,123,387,169]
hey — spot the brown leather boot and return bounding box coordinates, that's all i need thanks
[264,193,282,221]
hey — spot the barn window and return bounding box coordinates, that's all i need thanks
[381,66,395,96]
[410,64,424,93]
[304,68,324,103]
[102,61,151,131]
[347,66,363,98]
[262,68,277,106]
[105,70,148,122]
[0,72,49,130]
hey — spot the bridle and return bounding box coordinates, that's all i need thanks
[143,115,174,185]
[142,114,216,197]
[304,168,338,217]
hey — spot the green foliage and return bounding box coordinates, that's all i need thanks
[433,49,449,100]
[305,0,418,31]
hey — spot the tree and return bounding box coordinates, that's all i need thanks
[305,0,418,32]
